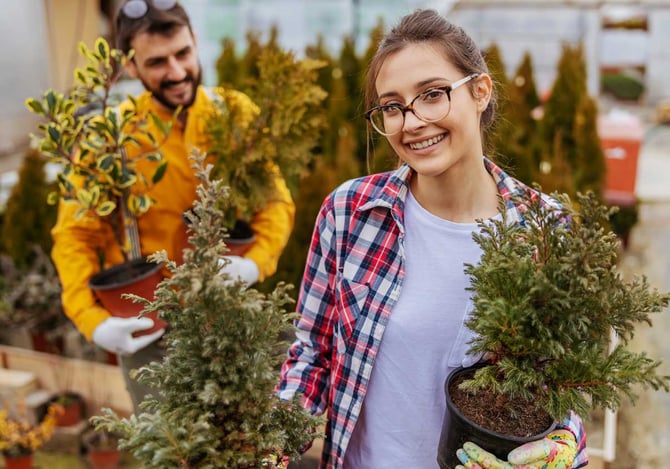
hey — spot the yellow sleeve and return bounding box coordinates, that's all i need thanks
[244,170,295,281]
[51,201,121,341]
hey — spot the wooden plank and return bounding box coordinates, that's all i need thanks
[0,345,132,418]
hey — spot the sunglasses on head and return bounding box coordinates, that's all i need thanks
[121,0,178,19]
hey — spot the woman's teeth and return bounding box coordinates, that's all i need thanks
[409,134,445,150]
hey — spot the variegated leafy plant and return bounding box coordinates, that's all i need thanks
[25,37,173,261]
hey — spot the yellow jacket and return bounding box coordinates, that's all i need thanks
[51,86,295,340]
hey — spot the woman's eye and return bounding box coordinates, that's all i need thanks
[422,89,447,101]
[381,105,401,115]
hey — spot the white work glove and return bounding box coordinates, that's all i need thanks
[92,317,165,356]
[217,255,260,285]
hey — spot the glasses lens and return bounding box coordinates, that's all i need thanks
[122,0,177,19]
[369,109,400,136]
[122,0,148,19]
[153,0,178,9]
[413,89,451,123]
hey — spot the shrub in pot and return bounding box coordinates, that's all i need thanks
[91,153,323,468]
[437,189,670,468]
[200,46,327,252]
[82,427,121,469]
[25,37,173,332]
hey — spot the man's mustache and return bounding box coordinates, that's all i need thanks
[160,76,194,90]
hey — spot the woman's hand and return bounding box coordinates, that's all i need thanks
[455,429,577,469]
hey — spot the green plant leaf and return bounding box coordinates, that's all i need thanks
[25,98,45,115]
[95,200,116,217]
[96,38,109,60]
[45,91,57,112]
[47,125,61,142]
[97,154,116,172]
[152,160,168,184]
[46,191,59,205]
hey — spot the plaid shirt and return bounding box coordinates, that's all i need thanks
[278,158,588,469]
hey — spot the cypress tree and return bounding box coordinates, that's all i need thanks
[573,95,606,197]
[539,43,587,193]
[216,37,242,88]
[483,43,511,164]
[93,155,323,468]
[505,51,541,185]
[1,149,57,269]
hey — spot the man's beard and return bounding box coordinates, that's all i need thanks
[140,68,202,111]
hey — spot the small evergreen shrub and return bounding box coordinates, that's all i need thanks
[92,153,323,468]
[460,189,670,422]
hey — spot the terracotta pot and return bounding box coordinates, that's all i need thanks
[88,258,166,336]
[437,365,556,469]
[89,447,121,469]
[83,430,121,469]
[225,219,256,256]
[2,452,33,469]
[51,391,84,427]
[175,214,255,263]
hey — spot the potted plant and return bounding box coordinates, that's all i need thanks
[0,247,66,353]
[91,154,323,468]
[196,46,326,253]
[82,427,122,469]
[437,189,670,468]
[0,402,63,469]
[25,37,173,332]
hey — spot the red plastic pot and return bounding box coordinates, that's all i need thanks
[2,452,33,469]
[88,258,166,336]
[83,430,121,469]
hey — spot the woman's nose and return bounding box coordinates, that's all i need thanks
[402,108,426,132]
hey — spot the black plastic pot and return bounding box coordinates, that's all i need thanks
[437,365,556,469]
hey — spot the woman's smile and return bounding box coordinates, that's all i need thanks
[407,133,446,150]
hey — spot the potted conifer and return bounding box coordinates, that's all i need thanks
[437,189,670,468]
[25,37,173,332]
[194,47,326,254]
[91,153,323,468]
[82,427,122,469]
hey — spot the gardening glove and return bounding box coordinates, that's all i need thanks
[92,317,165,356]
[217,255,259,285]
[456,429,577,469]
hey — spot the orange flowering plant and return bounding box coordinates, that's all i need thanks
[0,402,63,457]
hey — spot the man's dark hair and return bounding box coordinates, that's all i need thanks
[115,1,193,54]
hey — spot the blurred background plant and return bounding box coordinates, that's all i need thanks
[0,402,63,458]
[206,40,327,232]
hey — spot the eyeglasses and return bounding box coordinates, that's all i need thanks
[121,0,178,19]
[365,73,480,136]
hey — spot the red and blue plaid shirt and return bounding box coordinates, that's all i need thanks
[278,158,588,469]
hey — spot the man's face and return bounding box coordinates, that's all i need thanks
[126,25,201,110]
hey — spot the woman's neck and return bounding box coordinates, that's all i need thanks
[409,159,499,223]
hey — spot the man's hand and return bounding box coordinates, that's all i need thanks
[456,429,577,469]
[92,317,165,356]
[217,255,259,285]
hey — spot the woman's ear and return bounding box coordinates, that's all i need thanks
[474,73,493,112]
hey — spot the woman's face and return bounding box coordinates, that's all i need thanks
[374,42,490,179]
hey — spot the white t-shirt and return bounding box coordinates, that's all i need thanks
[343,190,485,468]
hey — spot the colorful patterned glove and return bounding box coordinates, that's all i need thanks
[455,429,577,469]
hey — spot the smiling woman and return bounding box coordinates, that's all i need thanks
[277,9,588,469]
